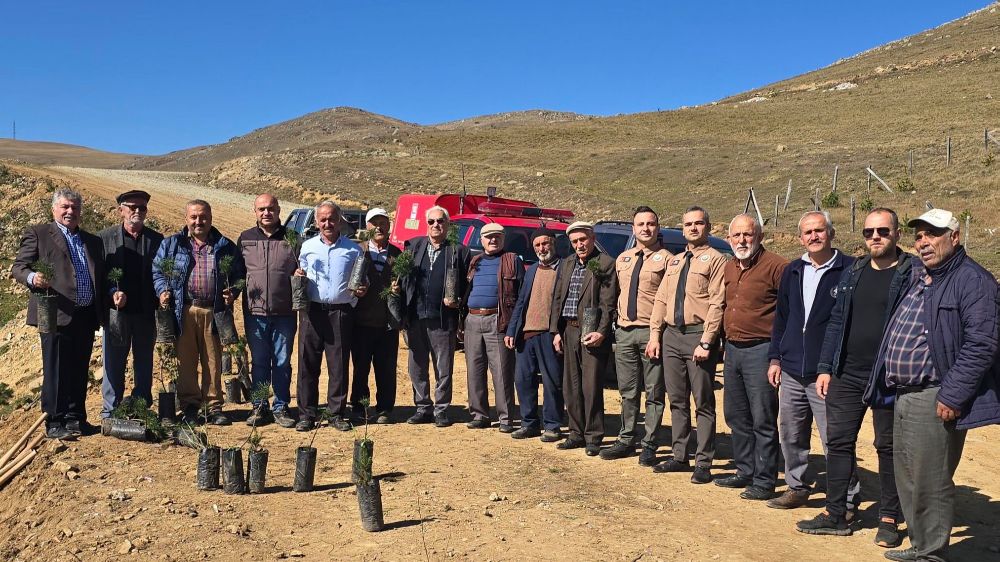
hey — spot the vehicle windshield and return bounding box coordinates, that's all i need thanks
[457,221,571,264]
[595,231,630,258]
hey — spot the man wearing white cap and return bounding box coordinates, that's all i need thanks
[463,223,523,432]
[549,221,618,456]
[874,208,999,562]
[350,208,402,424]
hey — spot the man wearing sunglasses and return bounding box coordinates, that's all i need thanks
[398,206,471,428]
[874,209,997,562]
[97,190,163,420]
[798,208,910,548]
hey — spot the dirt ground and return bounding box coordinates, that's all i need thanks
[1,335,998,562]
[1,167,997,561]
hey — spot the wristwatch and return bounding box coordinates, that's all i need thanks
[698,341,712,350]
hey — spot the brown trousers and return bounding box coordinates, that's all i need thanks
[561,323,607,445]
[176,305,224,413]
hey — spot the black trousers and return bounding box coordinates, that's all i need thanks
[561,323,607,446]
[40,306,96,426]
[350,325,399,414]
[297,303,353,420]
[825,369,901,521]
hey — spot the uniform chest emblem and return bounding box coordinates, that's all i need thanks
[671,259,680,266]
[652,255,663,262]
[623,257,631,263]
[700,254,710,262]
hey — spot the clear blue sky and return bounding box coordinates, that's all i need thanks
[1,1,990,155]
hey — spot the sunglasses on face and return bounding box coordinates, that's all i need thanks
[427,218,446,225]
[862,227,892,239]
[122,204,148,212]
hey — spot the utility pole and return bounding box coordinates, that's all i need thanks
[11,120,15,140]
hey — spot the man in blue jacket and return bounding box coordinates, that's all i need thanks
[153,200,243,426]
[767,211,856,510]
[505,229,564,441]
[876,209,999,562]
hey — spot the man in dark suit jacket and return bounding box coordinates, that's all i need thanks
[11,189,105,440]
[398,205,471,428]
[98,190,164,419]
[549,221,618,456]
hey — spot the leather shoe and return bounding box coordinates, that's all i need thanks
[652,459,690,473]
[330,415,352,432]
[585,444,600,456]
[511,426,541,439]
[767,489,810,509]
[498,424,515,434]
[207,412,231,426]
[557,437,585,450]
[874,519,903,548]
[245,407,274,427]
[407,412,434,424]
[295,418,317,432]
[466,418,490,429]
[540,430,562,443]
[434,412,452,427]
[883,548,917,562]
[65,420,99,437]
[374,412,392,425]
[274,409,297,428]
[740,486,775,501]
[714,474,752,489]
[46,425,75,440]
[638,447,657,467]
[691,466,713,484]
[599,441,634,460]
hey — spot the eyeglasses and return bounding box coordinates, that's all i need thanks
[426,218,446,225]
[122,204,148,212]
[862,227,892,239]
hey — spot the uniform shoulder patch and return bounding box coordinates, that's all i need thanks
[700,254,710,262]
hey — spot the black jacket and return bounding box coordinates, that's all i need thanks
[399,236,471,331]
[98,224,164,322]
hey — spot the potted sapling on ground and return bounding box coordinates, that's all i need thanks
[106,267,127,347]
[380,249,413,330]
[101,398,168,443]
[348,227,375,292]
[30,260,57,334]
[285,229,309,311]
[154,257,179,343]
[155,343,180,422]
[353,398,384,532]
[581,258,608,340]
[215,255,244,345]
[243,384,270,494]
[443,225,461,307]
[223,335,251,403]
[222,443,247,495]
[293,411,328,492]
[177,406,220,491]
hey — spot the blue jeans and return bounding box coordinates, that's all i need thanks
[245,314,296,412]
[514,332,564,431]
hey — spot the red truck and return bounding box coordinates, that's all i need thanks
[390,191,575,264]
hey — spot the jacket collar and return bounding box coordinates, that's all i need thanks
[927,245,967,280]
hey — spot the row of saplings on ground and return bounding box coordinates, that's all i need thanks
[28,231,391,532]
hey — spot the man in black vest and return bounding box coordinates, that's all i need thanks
[98,190,163,420]
[399,206,471,428]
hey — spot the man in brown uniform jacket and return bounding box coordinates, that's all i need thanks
[647,206,727,484]
[716,213,789,500]
[601,206,671,465]
[550,221,618,456]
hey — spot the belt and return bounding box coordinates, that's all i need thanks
[310,301,352,311]
[895,382,940,394]
[668,323,705,335]
[563,318,580,328]
[185,298,213,308]
[467,307,498,316]
[728,337,770,348]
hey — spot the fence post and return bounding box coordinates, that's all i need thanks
[832,165,839,191]
[908,150,913,178]
[850,195,856,233]
[774,194,779,228]
[783,180,792,211]
[986,129,990,152]
[867,163,872,195]
[947,136,952,165]
[814,188,821,211]
[964,215,970,247]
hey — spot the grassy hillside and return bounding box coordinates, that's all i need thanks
[0,139,140,168]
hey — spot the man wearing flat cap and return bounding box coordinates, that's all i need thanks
[463,223,523,432]
[873,209,1000,562]
[98,190,163,419]
[549,221,617,456]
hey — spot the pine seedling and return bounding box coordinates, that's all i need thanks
[107,267,123,288]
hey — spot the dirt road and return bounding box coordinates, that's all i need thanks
[46,166,308,235]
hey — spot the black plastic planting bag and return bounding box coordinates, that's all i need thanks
[292,446,317,492]
[222,448,247,494]
[356,480,385,532]
[196,446,221,490]
[247,450,268,494]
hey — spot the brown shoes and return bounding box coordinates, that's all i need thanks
[766,489,810,509]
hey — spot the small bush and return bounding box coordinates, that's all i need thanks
[897,177,915,191]
[982,153,995,167]
[821,191,841,208]
[859,196,875,214]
